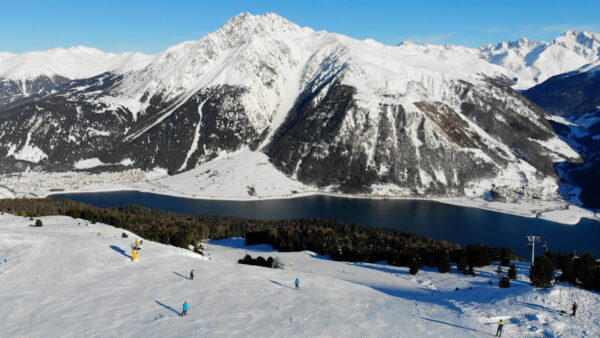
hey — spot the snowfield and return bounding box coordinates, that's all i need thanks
[1,214,599,337]
[0,46,150,81]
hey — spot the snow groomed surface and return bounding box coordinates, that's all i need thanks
[1,213,598,337]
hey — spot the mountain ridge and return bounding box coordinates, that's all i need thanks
[0,13,585,201]
[2,14,599,93]
[524,61,600,208]
[479,30,600,89]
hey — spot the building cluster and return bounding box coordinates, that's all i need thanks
[0,170,148,197]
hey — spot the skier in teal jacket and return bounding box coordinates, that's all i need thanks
[181,301,189,316]
[295,278,300,290]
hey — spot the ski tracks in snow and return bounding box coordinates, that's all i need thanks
[178,96,211,172]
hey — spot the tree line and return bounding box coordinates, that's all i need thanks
[5,197,599,292]
[530,251,600,291]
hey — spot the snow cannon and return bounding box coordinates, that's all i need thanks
[132,250,138,262]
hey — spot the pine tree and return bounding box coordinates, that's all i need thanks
[499,276,511,288]
[457,255,468,274]
[554,253,574,282]
[466,244,492,267]
[468,265,476,277]
[409,258,419,275]
[500,247,512,266]
[508,264,517,279]
[573,252,597,289]
[594,267,600,292]
[530,256,556,288]
[438,251,451,273]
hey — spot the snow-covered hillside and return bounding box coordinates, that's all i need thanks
[523,61,600,209]
[0,46,150,110]
[480,31,600,89]
[0,13,581,201]
[1,213,598,337]
[0,46,150,81]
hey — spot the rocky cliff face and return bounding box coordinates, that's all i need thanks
[0,76,70,111]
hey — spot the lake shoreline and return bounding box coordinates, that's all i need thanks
[45,187,599,226]
[1,165,597,226]
[46,190,600,257]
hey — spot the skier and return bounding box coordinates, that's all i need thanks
[189,269,194,280]
[571,302,578,317]
[132,240,141,250]
[295,278,300,290]
[495,319,504,337]
[181,301,189,316]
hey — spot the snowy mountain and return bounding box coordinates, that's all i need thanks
[524,62,600,208]
[1,213,599,336]
[0,46,150,110]
[0,13,581,199]
[480,31,600,90]
[524,60,600,118]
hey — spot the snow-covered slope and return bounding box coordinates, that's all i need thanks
[0,46,150,110]
[480,31,600,89]
[524,62,600,208]
[0,46,150,80]
[1,213,599,337]
[578,59,600,74]
[0,13,581,199]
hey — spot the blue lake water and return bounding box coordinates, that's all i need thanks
[50,191,600,258]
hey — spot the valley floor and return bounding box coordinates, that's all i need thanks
[0,149,598,225]
[1,214,599,337]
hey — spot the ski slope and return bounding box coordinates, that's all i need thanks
[1,214,599,337]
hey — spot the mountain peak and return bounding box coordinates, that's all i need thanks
[553,30,600,59]
[65,45,108,54]
[560,30,600,39]
[218,12,306,39]
[555,30,600,45]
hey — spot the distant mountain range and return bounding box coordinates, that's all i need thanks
[0,13,598,205]
[0,47,150,111]
[480,30,600,89]
[523,61,600,208]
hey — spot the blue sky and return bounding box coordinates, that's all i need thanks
[2,0,599,54]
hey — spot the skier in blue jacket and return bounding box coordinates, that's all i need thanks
[295,278,300,290]
[181,301,189,316]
